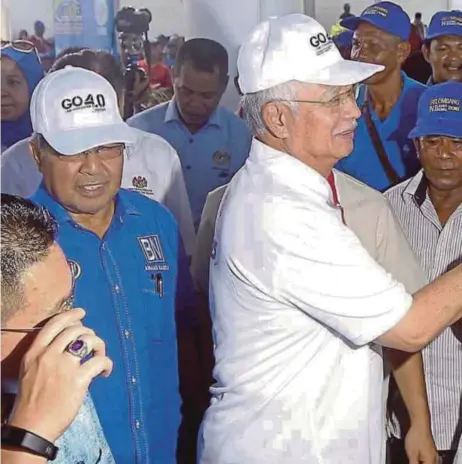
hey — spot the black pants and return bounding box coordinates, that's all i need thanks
[387,437,457,464]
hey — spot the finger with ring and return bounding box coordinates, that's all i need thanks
[66,339,90,359]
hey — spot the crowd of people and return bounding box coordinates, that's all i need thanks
[1,1,462,463]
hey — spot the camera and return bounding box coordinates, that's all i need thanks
[115,7,152,119]
[115,7,152,35]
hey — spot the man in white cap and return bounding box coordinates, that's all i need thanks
[27,67,201,464]
[198,14,462,463]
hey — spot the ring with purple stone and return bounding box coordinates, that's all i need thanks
[65,339,90,359]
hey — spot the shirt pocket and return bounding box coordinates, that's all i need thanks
[140,270,177,342]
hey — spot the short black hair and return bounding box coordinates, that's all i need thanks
[50,49,125,96]
[173,38,229,81]
[415,12,422,19]
[1,194,58,325]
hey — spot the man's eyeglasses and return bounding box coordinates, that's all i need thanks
[270,87,357,108]
[53,144,126,163]
[0,295,75,334]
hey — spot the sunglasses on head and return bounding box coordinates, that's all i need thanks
[1,40,36,52]
[1,40,41,62]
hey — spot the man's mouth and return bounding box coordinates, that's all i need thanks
[77,183,106,195]
[443,64,462,73]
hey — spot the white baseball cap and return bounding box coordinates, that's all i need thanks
[238,14,384,94]
[30,67,136,155]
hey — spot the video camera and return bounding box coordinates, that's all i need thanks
[115,6,152,119]
[115,6,152,36]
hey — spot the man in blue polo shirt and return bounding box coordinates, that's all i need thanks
[128,38,252,228]
[336,1,426,191]
[27,67,196,463]
[423,10,462,86]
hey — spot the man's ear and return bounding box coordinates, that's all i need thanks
[422,42,431,63]
[29,138,43,172]
[261,102,290,140]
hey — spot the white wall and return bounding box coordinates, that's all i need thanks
[5,0,456,41]
[314,0,452,31]
[3,0,186,40]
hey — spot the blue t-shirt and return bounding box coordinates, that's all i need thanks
[31,186,189,464]
[128,99,252,228]
[336,73,426,191]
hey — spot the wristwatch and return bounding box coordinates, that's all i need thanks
[1,424,59,461]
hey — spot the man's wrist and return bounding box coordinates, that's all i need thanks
[8,414,59,445]
[2,448,47,464]
[408,412,432,431]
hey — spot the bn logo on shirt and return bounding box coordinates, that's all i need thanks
[138,235,165,263]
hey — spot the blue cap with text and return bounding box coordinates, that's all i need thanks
[409,81,462,139]
[340,1,411,41]
[426,10,462,41]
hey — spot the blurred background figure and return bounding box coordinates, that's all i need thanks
[28,19,54,69]
[165,34,183,68]
[412,12,427,39]
[28,20,52,54]
[1,41,44,151]
[402,24,432,84]
[17,29,28,40]
[340,2,354,20]
[138,38,173,89]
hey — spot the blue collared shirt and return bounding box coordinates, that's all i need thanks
[128,99,252,228]
[31,186,186,464]
[336,73,426,191]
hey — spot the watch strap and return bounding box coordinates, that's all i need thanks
[1,424,59,461]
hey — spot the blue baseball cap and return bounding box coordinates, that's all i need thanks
[341,1,411,41]
[409,81,462,139]
[426,10,462,41]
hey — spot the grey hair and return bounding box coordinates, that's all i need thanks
[241,81,300,136]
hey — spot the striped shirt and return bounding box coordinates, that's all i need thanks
[386,170,462,451]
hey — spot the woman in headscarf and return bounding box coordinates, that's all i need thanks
[1,42,44,151]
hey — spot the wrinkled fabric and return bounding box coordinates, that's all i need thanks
[54,395,115,464]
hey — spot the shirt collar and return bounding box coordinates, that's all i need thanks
[248,138,334,204]
[163,98,223,128]
[426,75,435,87]
[402,170,428,207]
[32,183,142,227]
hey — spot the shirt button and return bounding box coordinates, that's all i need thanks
[119,216,124,223]
[131,376,137,384]
[186,165,191,170]
[114,284,120,293]
[135,420,141,429]
[189,138,193,144]
[124,329,130,338]
[102,242,107,250]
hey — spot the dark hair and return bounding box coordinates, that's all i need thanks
[173,38,228,81]
[415,12,422,20]
[1,194,58,325]
[50,49,125,96]
[54,46,88,62]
